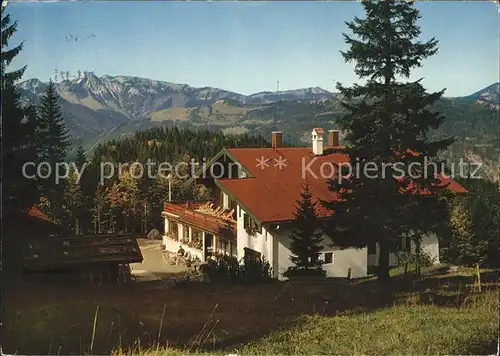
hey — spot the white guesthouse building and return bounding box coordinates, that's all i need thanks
[162,129,467,279]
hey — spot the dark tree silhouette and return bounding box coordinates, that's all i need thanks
[323,0,453,281]
[286,184,325,277]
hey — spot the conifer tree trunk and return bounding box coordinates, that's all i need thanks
[378,241,390,281]
[415,238,422,277]
[76,218,80,235]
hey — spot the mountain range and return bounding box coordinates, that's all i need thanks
[16,73,499,181]
[17,72,335,147]
[466,82,500,110]
[17,72,333,119]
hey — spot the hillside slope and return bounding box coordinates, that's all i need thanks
[465,82,500,110]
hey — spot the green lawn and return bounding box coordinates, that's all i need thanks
[236,291,498,355]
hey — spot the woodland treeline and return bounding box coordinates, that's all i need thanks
[62,127,269,235]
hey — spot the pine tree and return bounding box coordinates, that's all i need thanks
[1,11,26,87]
[37,81,70,163]
[1,10,39,214]
[1,9,41,287]
[36,81,71,220]
[285,184,325,277]
[323,0,452,280]
[75,143,87,168]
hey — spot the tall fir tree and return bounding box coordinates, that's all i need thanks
[35,81,71,220]
[323,0,453,280]
[36,81,70,164]
[1,9,39,214]
[1,8,41,286]
[285,184,325,277]
[1,10,26,86]
[74,143,87,168]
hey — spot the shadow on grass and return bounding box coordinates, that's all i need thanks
[2,268,498,355]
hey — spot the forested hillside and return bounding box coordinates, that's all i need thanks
[17,76,498,183]
[63,127,270,235]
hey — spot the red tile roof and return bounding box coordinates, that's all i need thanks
[217,147,467,223]
[163,201,237,240]
[3,207,67,238]
[28,207,54,223]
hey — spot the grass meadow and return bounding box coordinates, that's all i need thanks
[2,265,498,355]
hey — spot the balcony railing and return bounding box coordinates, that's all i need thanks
[164,233,203,251]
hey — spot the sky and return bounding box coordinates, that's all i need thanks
[7,1,500,97]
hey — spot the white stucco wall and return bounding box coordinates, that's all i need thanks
[321,246,368,278]
[367,233,440,267]
[274,229,292,279]
[272,229,367,279]
[236,206,273,265]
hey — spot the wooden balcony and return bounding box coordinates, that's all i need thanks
[162,201,237,261]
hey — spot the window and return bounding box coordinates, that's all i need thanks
[243,213,250,229]
[192,229,202,240]
[244,247,261,262]
[323,252,334,264]
[244,213,261,234]
[169,221,178,235]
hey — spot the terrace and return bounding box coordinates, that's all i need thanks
[162,201,237,262]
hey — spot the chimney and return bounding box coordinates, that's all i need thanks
[272,131,283,149]
[328,130,340,147]
[312,128,324,155]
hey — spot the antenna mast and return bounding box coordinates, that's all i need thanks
[275,80,281,124]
